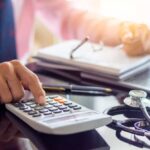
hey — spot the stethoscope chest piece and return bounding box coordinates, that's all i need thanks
[124,90,148,108]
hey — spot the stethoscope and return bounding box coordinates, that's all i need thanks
[104,90,150,148]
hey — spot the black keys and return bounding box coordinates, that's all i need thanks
[44,105,53,109]
[58,105,68,110]
[39,109,49,113]
[13,96,83,118]
[53,110,62,114]
[32,113,41,117]
[43,112,52,115]
[28,111,38,115]
[68,104,78,108]
[13,103,25,107]
[63,108,70,112]
[49,107,58,111]
[73,106,82,110]
[64,101,72,105]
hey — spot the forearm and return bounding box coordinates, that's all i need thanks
[64,10,122,45]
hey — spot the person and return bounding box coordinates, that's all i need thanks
[0,0,46,104]
[12,0,150,58]
[1,0,150,104]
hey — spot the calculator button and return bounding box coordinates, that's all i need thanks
[68,104,78,108]
[49,101,58,105]
[34,106,45,110]
[64,102,72,105]
[53,97,65,103]
[58,100,66,103]
[21,99,32,103]
[19,105,28,110]
[28,111,38,115]
[30,104,37,108]
[43,112,52,115]
[63,108,70,112]
[53,103,62,107]
[44,105,53,109]
[44,102,50,105]
[58,105,68,110]
[53,96,62,101]
[23,108,33,112]
[39,109,49,113]
[73,106,82,110]
[25,101,35,106]
[48,95,58,99]
[49,107,58,111]
[46,98,53,102]
[13,103,24,107]
[32,113,41,117]
[53,110,62,114]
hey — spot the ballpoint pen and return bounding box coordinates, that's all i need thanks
[42,84,113,96]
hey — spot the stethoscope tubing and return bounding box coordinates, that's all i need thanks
[104,105,150,137]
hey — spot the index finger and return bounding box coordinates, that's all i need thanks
[11,60,46,104]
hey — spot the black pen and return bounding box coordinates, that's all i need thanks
[42,84,113,96]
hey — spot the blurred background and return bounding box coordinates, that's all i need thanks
[33,0,150,53]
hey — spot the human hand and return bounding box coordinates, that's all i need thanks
[119,22,150,56]
[0,60,45,104]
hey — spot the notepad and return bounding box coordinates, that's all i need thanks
[35,40,150,80]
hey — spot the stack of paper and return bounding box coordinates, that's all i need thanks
[34,40,150,81]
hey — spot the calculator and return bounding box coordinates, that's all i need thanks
[5,95,112,135]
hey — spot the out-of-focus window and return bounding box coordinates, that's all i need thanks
[100,0,150,25]
[73,0,150,25]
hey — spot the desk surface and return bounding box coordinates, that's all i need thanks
[0,64,149,150]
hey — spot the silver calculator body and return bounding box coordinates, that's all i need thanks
[6,95,112,135]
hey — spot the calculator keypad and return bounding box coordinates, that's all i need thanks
[14,95,82,117]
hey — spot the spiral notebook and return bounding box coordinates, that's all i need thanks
[35,40,150,80]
